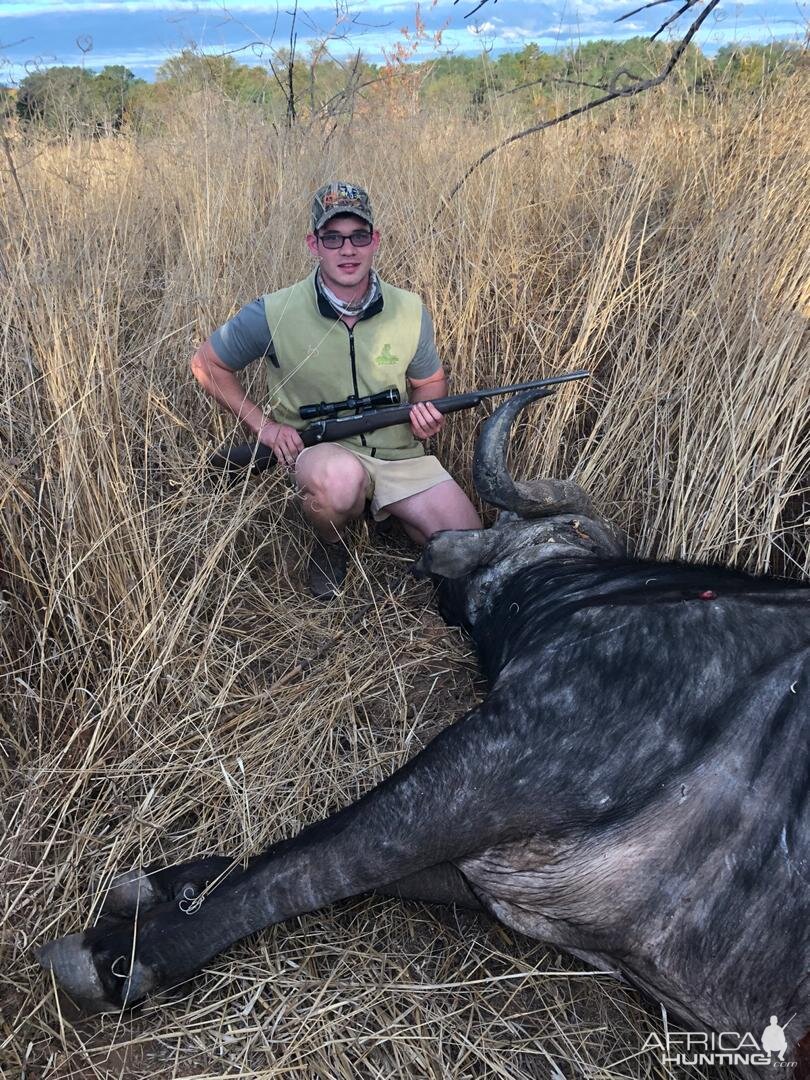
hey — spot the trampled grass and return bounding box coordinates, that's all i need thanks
[1,77,807,1078]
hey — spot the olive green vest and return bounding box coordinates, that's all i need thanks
[262,272,424,460]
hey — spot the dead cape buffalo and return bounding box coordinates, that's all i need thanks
[39,389,810,1078]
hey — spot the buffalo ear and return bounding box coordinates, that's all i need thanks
[413,529,496,580]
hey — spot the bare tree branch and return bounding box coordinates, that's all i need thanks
[498,72,645,100]
[459,0,711,42]
[454,0,497,18]
[310,64,416,121]
[287,0,298,127]
[267,56,290,102]
[650,0,702,40]
[438,0,721,216]
[608,67,646,91]
[616,0,688,23]
[0,36,33,50]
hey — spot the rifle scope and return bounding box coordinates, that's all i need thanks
[299,387,400,421]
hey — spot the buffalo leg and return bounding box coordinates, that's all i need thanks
[39,704,541,1011]
[375,863,483,910]
[100,801,403,917]
[105,856,483,917]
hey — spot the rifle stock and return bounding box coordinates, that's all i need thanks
[209,370,588,475]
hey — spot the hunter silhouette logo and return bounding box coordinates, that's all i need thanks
[374,344,399,366]
[762,1017,789,1061]
[641,1014,796,1068]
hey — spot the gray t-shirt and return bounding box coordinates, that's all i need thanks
[210,296,442,380]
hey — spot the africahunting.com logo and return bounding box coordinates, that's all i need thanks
[643,1015,797,1068]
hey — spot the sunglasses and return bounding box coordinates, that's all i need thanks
[317,230,373,250]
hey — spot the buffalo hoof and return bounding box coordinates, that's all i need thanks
[101,856,232,917]
[37,925,155,1013]
[101,868,158,917]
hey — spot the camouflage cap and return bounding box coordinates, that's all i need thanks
[311,181,374,231]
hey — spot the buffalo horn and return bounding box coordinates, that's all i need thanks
[473,388,594,518]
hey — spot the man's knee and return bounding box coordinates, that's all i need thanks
[387,480,482,539]
[296,452,368,515]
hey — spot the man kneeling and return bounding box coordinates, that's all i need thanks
[190,180,481,599]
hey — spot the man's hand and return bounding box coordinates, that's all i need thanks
[408,367,447,441]
[258,420,305,467]
[409,401,444,440]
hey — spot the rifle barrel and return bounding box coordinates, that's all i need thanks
[210,369,590,474]
[429,369,589,415]
[472,369,589,399]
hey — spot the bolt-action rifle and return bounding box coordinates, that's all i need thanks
[210,370,589,474]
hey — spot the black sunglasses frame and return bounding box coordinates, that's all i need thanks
[316,229,374,250]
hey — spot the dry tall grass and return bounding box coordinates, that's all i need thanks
[1,77,808,1079]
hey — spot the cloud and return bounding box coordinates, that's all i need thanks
[570,0,645,10]
[0,0,277,16]
[501,26,537,40]
[1,0,804,82]
[467,20,497,35]
[0,0,487,15]
[376,1,425,10]
[0,46,170,78]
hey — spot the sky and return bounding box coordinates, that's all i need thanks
[0,1,806,84]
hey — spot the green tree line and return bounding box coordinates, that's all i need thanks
[4,37,805,135]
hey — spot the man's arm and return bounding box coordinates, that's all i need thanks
[189,339,304,466]
[190,339,266,434]
[407,369,446,440]
[404,305,446,440]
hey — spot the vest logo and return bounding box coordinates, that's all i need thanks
[374,344,399,366]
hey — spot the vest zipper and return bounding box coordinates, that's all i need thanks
[345,324,368,448]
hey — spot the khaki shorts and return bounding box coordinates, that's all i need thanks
[296,444,452,521]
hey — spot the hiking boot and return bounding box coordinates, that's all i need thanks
[308,538,348,601]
